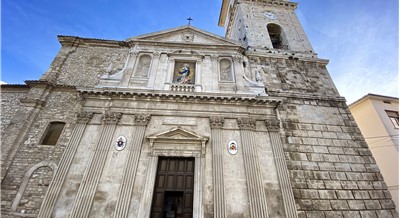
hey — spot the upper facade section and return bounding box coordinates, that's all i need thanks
[40,26,272,96]
[219,0,315,57]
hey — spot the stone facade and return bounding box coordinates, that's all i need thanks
[1,0,397,217]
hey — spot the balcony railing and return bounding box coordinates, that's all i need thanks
[170,84,195,92]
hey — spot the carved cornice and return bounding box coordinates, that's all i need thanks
[76,111,93,124]
[237,117,256,130]
[102,111,122,124]
[78,89,282,106]
[265,118,280,132]
[210,117,225,129]
[134,114,151,126]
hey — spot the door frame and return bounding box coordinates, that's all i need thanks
[138,126,208,218]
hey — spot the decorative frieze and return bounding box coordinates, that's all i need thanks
[237,117,256,130]
[210,116,225,129]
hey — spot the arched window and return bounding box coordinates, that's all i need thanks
[41,122,65,145]
[267,24,288,50]
[219,59,234,82]
[134,54,152,77]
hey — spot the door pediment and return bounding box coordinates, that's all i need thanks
[147,126,208,156]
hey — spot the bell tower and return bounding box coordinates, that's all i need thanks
[219,0,316,57]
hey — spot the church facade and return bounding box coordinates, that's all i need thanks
[1,0,397,217]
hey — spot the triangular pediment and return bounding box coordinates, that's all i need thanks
[127,25,239,46]
[147,126,208,143]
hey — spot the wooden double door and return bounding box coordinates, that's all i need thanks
[150,157,194,218]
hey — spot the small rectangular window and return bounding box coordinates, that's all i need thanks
[41,122,65,145]
[386,111,399,128]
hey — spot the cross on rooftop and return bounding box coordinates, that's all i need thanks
[187,17,193,25]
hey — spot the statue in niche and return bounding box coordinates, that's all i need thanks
[135,55,151,77]
[219,59,233,81]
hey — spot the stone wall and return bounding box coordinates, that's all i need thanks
[43,43,129,87]
[279,96,398,217]
[1,89,81,217]
[1,86,29,135]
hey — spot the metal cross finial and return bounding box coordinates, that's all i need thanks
[187,17,193,25]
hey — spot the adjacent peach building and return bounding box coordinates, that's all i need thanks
[349,93,399,210]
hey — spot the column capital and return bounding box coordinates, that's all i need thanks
[134,114,151,126]
[232,55,243,62]
[76,111,93,124]
[265,118,280,132]
[210,55,219,61]
[153,52,161,57]
[210,116,224,129]
[129,50,139,56]
[237,117,256,130]
[102,111,122,124]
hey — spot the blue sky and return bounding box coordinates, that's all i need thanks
[2,0,398,103]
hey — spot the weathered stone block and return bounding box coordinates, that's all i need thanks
[364,200,382,209]
[295,199,313,210]
[305,211,325,218]
[380,199,396,209]
[368,190,385,199]
[342,211,361,218]
[324,181,342,190]
[312,200,332,210]
[324,211,344,218]
[313,171,330,180]
[357,181,374,190]
[307,180,325,189]
[347,200,366,210]
[341,181,358,190]
[329,172,347,181]
[307,153,324,162]
[336,190,354,200]
[345,172,363,181]
[318,190,337,199]
[334,163,352,172]
[312,146,329,154]
[330,200,349,210]
[375,210,394,218]
[358,210,377,218]
[301,189,319,199]
[352,191,370,200]
[318,162,335,171]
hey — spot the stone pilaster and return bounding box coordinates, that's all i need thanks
[237,117,269,218]
[209,116,226,218]
[232,55,245,91]
[113,114,150,218]
[69,111,122,218]
[265,118,297,218]
[210,55,219,91]
[38,111,93,218]
[147,52,161,88]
